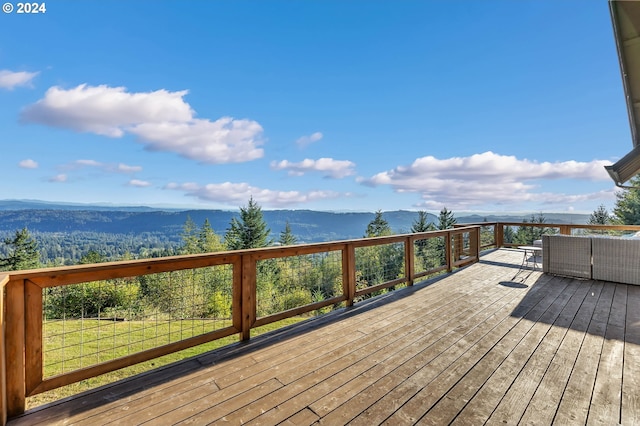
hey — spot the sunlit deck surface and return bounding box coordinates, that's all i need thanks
[9,248,640,425]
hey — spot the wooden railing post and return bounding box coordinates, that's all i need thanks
[5,279,25,417]
[474,227,481,260]
[559,225,571,235]
[495,223,504,248]
[405,236,414,286]
[1,274,8,426]
[343,244,356,306]
[446,231,453,272]
[240,255,256,341]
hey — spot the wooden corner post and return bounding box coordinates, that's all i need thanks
[240,255,257,341]
[1,274,8,426]
[5,279,25,417]
[493,223,503,248]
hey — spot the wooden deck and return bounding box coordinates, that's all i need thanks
[8,249,640,425]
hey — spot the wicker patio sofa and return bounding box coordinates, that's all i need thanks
[542,234,640,285]
[542,235,592,279]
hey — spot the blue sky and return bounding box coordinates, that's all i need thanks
[0,0,631,213]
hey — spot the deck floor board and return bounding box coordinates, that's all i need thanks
[9,249,640,425]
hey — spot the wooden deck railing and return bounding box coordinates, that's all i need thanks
[4,222,640,423]
[0,226,482,421]
[457,222,640,250]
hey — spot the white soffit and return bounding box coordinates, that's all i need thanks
[611,0,640,147]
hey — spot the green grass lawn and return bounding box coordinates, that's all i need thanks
[28,316,306,410]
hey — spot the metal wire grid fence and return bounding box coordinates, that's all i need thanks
[412,235,447,276]
[354,241,406,295]
[256,251,343,318]
[42,264,233,377]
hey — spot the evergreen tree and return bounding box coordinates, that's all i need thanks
[513,213,553,245]
[279,221,298,246]
[79,250,107,264]
[589,204,611,225]
[181,215,199,254]
[365,210,392,237]
[358,210,402,295]
[613,175,640,224]
[435,207,457,265]
[411,211,435,233]
[411,211,437,270]
[198,218,224,252]
[588,204,611,235]
[503,226,515,244]
[437,207,457,230]
[225,197,272,250]
[480,216,494,247]
[0,228,40,271]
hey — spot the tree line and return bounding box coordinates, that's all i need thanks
[4,183,640,321]
[0,198,461,321]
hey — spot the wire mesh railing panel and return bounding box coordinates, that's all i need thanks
[42,264,233,377]
[256,251,343,318]
[479,225,496,249]
[413,235,446,276]
[354,241,406,297]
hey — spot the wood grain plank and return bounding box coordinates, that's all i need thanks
[249,274,526,425]
[622,285,640,426]
[518,281,603,426]
[586,283,627,425]
[482,279,590,425]
[323,273,559,425]
[309,274,528,418]
[449,277,586,426]
[423,278,593,426]
[169,378,283,425]
[553,281,616,425]
[280,408,319,426]
[382,276,579,426]
[226,290,492,425]
[138,276,480,425]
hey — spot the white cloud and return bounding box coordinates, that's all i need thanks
[117,163,143,173]
[49,174,67,183]
[62,159,142,174]
[19,159,38,169]
[129,117,264,163]
[361,151,613,210]
[75,159,102,167]
[296,132,323,148]
[22,84,264,164]
[270,157,356,178]
[165,181,349,208]
[0,70,39,90]
[128,179,151,187]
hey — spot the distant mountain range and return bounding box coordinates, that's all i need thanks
[0,200,590,243]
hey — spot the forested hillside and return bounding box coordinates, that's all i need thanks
[0,208,435,242]
[0,200,589,266]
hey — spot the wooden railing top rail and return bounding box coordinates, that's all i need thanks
[2,225,482,283]
[459,222,640,231]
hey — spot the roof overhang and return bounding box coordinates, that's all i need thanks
[607,0,640,186]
